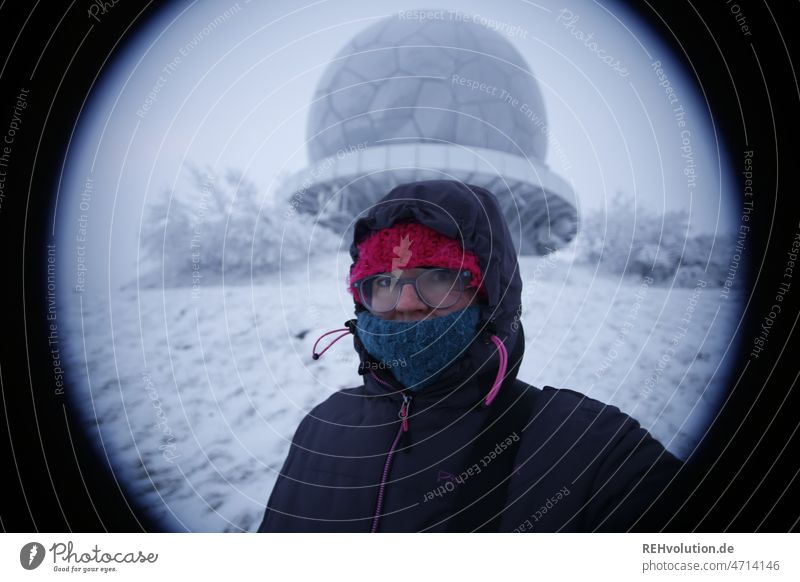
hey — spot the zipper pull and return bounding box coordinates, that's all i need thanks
[398,393,412,432]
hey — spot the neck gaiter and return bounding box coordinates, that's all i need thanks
[355,306,481,390]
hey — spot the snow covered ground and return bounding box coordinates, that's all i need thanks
[61,251,744,532]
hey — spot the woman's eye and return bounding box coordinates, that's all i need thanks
[431,271,453,283]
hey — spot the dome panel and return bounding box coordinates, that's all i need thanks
[412,80,457,141]
[455,102,492,150]
[329,71,377,120]
[479,100,518,152]
[342,115,376,150]
[417,17,461,47]
[396,44,457,77]
[332,48,399,87]
[368,76,423,137]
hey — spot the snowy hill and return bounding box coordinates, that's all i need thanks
[61,251,742,531]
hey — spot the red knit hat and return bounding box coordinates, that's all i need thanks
[348,222,486,304]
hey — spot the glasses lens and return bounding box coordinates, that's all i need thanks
[417,269,463,308]
[360,275,398,312]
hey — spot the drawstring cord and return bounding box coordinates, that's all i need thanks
[311,327,350,360]
[483,335,508,407]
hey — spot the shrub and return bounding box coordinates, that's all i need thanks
[140,165,338,287]
[574,191,733,286]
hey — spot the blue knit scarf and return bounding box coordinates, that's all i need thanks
[355,306,482,390]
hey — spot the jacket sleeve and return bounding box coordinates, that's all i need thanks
[582,410,684,532]
[256,413,311,533]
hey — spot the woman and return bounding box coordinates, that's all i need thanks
[258,180,682,532]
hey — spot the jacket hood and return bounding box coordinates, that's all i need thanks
[347,180,525,405]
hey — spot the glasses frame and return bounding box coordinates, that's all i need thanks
[353,268,474,313]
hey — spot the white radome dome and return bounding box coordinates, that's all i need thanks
[307,13,549,162]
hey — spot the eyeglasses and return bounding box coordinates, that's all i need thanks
[353,268,474,313]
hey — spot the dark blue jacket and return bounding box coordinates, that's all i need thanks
[258,180,682,532]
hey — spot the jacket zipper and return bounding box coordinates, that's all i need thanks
[369,371,412,533]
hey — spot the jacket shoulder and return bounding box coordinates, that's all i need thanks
[536,386,682,530]
[539,385,634,424]
[311,385,365,413]
[290,385,367,441]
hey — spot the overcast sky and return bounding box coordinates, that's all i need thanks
[55,0,736,294]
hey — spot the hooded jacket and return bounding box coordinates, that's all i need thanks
[258,180,682,532]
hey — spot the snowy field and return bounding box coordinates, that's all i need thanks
[61,251,744,532]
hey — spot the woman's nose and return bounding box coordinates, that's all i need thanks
[394,282,427,312]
